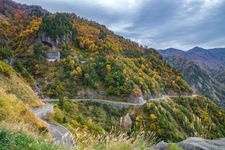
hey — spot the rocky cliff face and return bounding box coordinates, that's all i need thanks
[40,32,75,49]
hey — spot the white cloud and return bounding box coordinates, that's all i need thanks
[108,22,134,33]
[181,0,223,21]
[94,0,139,10]
[63,0,145,13]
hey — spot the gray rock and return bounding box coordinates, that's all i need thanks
[155,141,168,150]
[121,114,132,131]
[178,137,225,150]
[129,95,146,104]
[156,137,225,150]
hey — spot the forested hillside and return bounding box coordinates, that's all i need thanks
[134,96,225,142]
[1,0,191,101]
[163,56,225,107]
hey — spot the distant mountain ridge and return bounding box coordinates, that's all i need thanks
[159,47,225,72]
[159,47,225,108]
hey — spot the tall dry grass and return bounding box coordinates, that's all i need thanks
[68,126,156,150]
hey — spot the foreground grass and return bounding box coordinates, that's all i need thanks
[0,127,155,150]
[0,128,64,150]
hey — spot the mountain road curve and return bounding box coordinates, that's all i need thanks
[34,94,198,146]
[32,104,75,148]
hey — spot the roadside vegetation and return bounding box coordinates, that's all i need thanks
[0,128,63,150]
[133,96,225,142]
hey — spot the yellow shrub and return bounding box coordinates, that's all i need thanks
[136,115,143,122]
[149,114,157,120]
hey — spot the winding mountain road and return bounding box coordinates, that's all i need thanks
[42,94,199,107]
[32,104,75,148]
[34,94,198,147]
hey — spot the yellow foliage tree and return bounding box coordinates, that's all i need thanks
[106,64,111,73]
[135,114,143,122]
[149,114,157,119]
[76,66,82,75]
[133,87,142,97]
[19,18,42,38]
[141,64,146,70]
[122,69,127,74]
[87,119,93,127]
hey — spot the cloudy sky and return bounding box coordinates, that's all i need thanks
[14,0,225,50]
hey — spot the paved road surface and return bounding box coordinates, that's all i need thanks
[148,94,199,101]
[32,104,75,148]
[42,94,199,107]
[48,124,75,147]
[42,98,146,108]
[32,103,53,118]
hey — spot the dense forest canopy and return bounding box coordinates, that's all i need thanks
[40,13,77,40]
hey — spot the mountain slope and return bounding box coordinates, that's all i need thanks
[133,96,225,142]
[214,69,225,85]
[1,0,191,101]
[159,48,225,108]
[0,61,42,107]
[0,61,46,135]
[162,56,225,107]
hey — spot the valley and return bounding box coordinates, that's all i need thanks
[159,47,225,108]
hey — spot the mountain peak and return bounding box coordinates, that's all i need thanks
[158,48,185,56]
[188,46,206,52]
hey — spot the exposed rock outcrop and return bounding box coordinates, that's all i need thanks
[129,87,146,104]
[178,137,225,150]
[156,137,225,150]
[120,114,132,131]
[128,95,146,104]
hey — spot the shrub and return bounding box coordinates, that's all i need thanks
[0,47,12,60]
[0,61,11,77]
